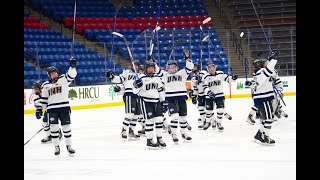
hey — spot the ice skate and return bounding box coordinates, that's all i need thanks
[217,123,224,132]
[203,121,211,130]
[41,135,52,144]
[172,134,179,144]
[246,114,255,125]
[224,113,232,120]
[157,136,166,148]
[181,134,192,143]
[147,139,159,150]
[66,145,75,156]
[121,128,127,140]
[128,127,140,141]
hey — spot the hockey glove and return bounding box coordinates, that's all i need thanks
[195,74,202,83]
[245,80,252,86]
[133,78,143,88]
[183,48,190,60]
[162,100,168,113]
[268,51,277,60]
[106,69,114,80]
[192,96,197,105]
[70,57,77,68]
[114,85,121,93]
[207,91,215,98]
[231,74,238,80]
[148,55,155,62]
[35,108,43,119]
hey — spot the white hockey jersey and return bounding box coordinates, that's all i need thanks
[40,67,77,112]
[33,94,43,109]
[191,70,207,97]
[272,70,283,91]
[251,59,277,104]
[136,74,165,103]
[202,70,235,100]
[156,60,194,100]
[111,69,139,97]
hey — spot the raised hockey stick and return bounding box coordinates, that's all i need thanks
[273,84,286,106]
[110,3,122,71]
[112,32,139,79]
[200,35,210,70]
[199,17,234,75]
[148,1,162,56]
[168,38,187,60]
[24,127,44,146]
[250,0,285,106]
[250,0,272,54]
[70,0,77,58]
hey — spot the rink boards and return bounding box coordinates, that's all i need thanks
[24,76,296,114]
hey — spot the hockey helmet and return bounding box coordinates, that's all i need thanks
[193,62,200,73]
[253,58,268,70]
[166,59,178,74]
[206,61,216,74]
[145,60,156,76]
[133,60,141,71]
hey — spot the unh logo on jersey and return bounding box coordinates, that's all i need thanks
[48,86,62,96]
[167,75,182,83]
[146,83,158,90]
[208,80,221,87]
[127,75,136,80]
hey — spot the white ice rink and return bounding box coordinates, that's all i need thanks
[24,96,296,180]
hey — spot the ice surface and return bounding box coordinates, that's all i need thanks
[24,96,296,180]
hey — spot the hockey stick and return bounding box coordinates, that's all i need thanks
[199,17,234,75]
[273,84,286,106]
[168,38,187,60]
[200,35,210,70]
[250,0,285,106]
[24,127,44,146]
[112,32,139,79]
[110,3,122,71]
[148,1,162,56]
[239,32,249,81]
[70,0,77,58]
[250,0,272,54]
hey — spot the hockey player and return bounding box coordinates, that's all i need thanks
[189,62,209,129]
[245,57,277,145]
[133,60,166,149]
[202,61,238,132]
[106,61,141,140]
[190,62,233,129]
[271,70,288,120]
[32,81,62,144]
[246,69,288,125]
[40,57,77,156]
[157,49,194,143]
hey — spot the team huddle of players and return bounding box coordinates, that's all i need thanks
[31,49,288,154]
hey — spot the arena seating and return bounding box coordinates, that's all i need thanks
[25,0,230,74]
[229,0,296,74]
[24,18,124,88]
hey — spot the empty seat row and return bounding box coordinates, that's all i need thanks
[24,41,85,48]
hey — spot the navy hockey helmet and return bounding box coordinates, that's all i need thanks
[32,80,42,95]
[145,60,156,76]
[32,80,42,90]
[166,59,178,74]
[253,58,268,70]
[206,61,216,74]
[131,60,141,71]
[193,62,200,73]
[47,66,59,77]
